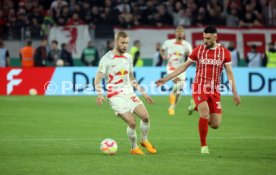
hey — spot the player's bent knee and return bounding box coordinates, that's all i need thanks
[128,122,136,129]
[211,125,219,129]
[209,123,219,129]
[198,105,209,117]
[139,112,149,122]
[200,113,209,119]
[142,117,149,123]
[173,79,179,84]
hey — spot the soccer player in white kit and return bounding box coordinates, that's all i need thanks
[94,31,157,155]
[160,26,192,116]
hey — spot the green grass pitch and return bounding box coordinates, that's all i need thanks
[0,96,276,175]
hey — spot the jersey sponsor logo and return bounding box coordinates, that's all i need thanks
[108,69,128,84]
[173,51,183,57]
[115,69,128,76]
[199,59,222,65]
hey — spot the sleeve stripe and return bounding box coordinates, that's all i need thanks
[188,58,196,62]
[224,62,232,65]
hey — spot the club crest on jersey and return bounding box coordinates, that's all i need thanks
[217,54,221,58]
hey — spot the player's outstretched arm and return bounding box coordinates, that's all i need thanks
[94,72,106,106]
[129,72,154,104]
[155,59,193,87]
[224,64,241,106]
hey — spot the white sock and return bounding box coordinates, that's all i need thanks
[169,85,177,110]
[173,84,178,94]
[127,126,137,149]
[140,120,150,142]
[169,104,176,109]
[175,81,184,95]
[173,82,183,106]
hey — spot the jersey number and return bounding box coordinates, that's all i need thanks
[131,96,140,103]
[216,102,222,109]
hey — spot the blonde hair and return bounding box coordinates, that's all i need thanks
[114,31,129,41]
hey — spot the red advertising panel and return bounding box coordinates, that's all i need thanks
[0,68,55,95]
[217,33,237,47]
[191,32,202,48]
[243,33,265,58]
[167,34,186,40]
[271,34,276,44]
[167,33,175,39]
[191,33,237,48]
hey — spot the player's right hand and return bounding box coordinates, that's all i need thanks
[155,78,167,87]
[96,95,105,106]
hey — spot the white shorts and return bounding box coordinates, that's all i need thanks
[108,93,143,115]
[167,66,186,81]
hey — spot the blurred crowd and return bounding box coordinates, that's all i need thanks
[0,0,275,39]
[0,0,275,68]
[1,38,276,68]
[0,38,105,67]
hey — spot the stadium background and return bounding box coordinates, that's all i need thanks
[0,0,276,175]
[1,0,276,67]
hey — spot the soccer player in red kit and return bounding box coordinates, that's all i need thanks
[156,26,241,154]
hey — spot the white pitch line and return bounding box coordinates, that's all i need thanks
[0,136,275,142]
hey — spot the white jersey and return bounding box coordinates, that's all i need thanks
[162,39,192,71]
[230,49,239,67]
[98,51,134,98]
[247,52,262,67]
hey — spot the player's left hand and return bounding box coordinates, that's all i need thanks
[233,94,241,106]
[143,94,154,104]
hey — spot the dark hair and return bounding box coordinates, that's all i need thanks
[61,43,66,48]
[51,40,58,45]
[204,26,217,34]
[134,40,140,45]
[26,39,32,46]
[41,38,47,42]
[0,39,3,47]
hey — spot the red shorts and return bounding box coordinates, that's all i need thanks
[192,83,222,114]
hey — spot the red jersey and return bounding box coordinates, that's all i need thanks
[188,44,231,85]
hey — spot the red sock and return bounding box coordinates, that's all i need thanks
[198,117,209,147]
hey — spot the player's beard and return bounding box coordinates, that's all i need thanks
[117,47,126,54]
[205,42,215,49]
